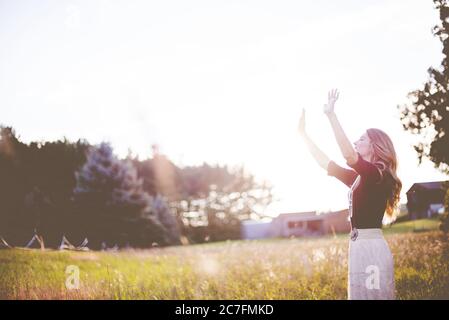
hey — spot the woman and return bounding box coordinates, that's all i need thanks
[298,89,402,300]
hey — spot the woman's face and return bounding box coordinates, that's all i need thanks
[354,133,373,160]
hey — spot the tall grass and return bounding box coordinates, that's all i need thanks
[1,229,448,299]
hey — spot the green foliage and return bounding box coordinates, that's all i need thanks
[151,195,182,245]
[398,0,449,174]
[0,126,89,247]
[73,142,172,249]
[171,165,274,244]
[0,126,271,248]
[131,150,274,244]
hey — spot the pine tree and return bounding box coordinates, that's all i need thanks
[151,194,181,245]
[73,142,169,249]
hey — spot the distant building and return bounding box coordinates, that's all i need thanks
[241,209,351,240]
[271,209,351,237]
[406,181,448,220]
[240,220,273,240]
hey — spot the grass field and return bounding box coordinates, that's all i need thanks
[0,218,448,300]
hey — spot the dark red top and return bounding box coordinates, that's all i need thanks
[327,152,393,229]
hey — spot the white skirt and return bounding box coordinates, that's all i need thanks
[348,228,395,300]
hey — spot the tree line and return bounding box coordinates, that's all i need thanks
[0,127,274,249]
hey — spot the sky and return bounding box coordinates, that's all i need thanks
[1,0,448,216]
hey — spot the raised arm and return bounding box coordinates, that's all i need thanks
[323,89,358,165]
[298,109,330,170]
[298,108,358,187]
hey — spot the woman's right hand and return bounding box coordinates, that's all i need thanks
[298,108,307,138]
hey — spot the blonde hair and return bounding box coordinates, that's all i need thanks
[366,128,402,218]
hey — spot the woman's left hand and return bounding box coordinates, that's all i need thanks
[323,89,339,115]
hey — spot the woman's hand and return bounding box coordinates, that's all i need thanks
[323,89,339,115]
[298,108,331,170]
[298,108,307,138]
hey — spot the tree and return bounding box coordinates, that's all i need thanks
[174,163,274,243]
[73,142,170,249]
[28,138,90,247]
[0,126,91,247]
[398,0,449,174]
[0,127,36,246]
[130,146,274,243]
[151,194,182,245]
[398,0,449,231]
[0,124,271,246]
[129,145,184,201]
